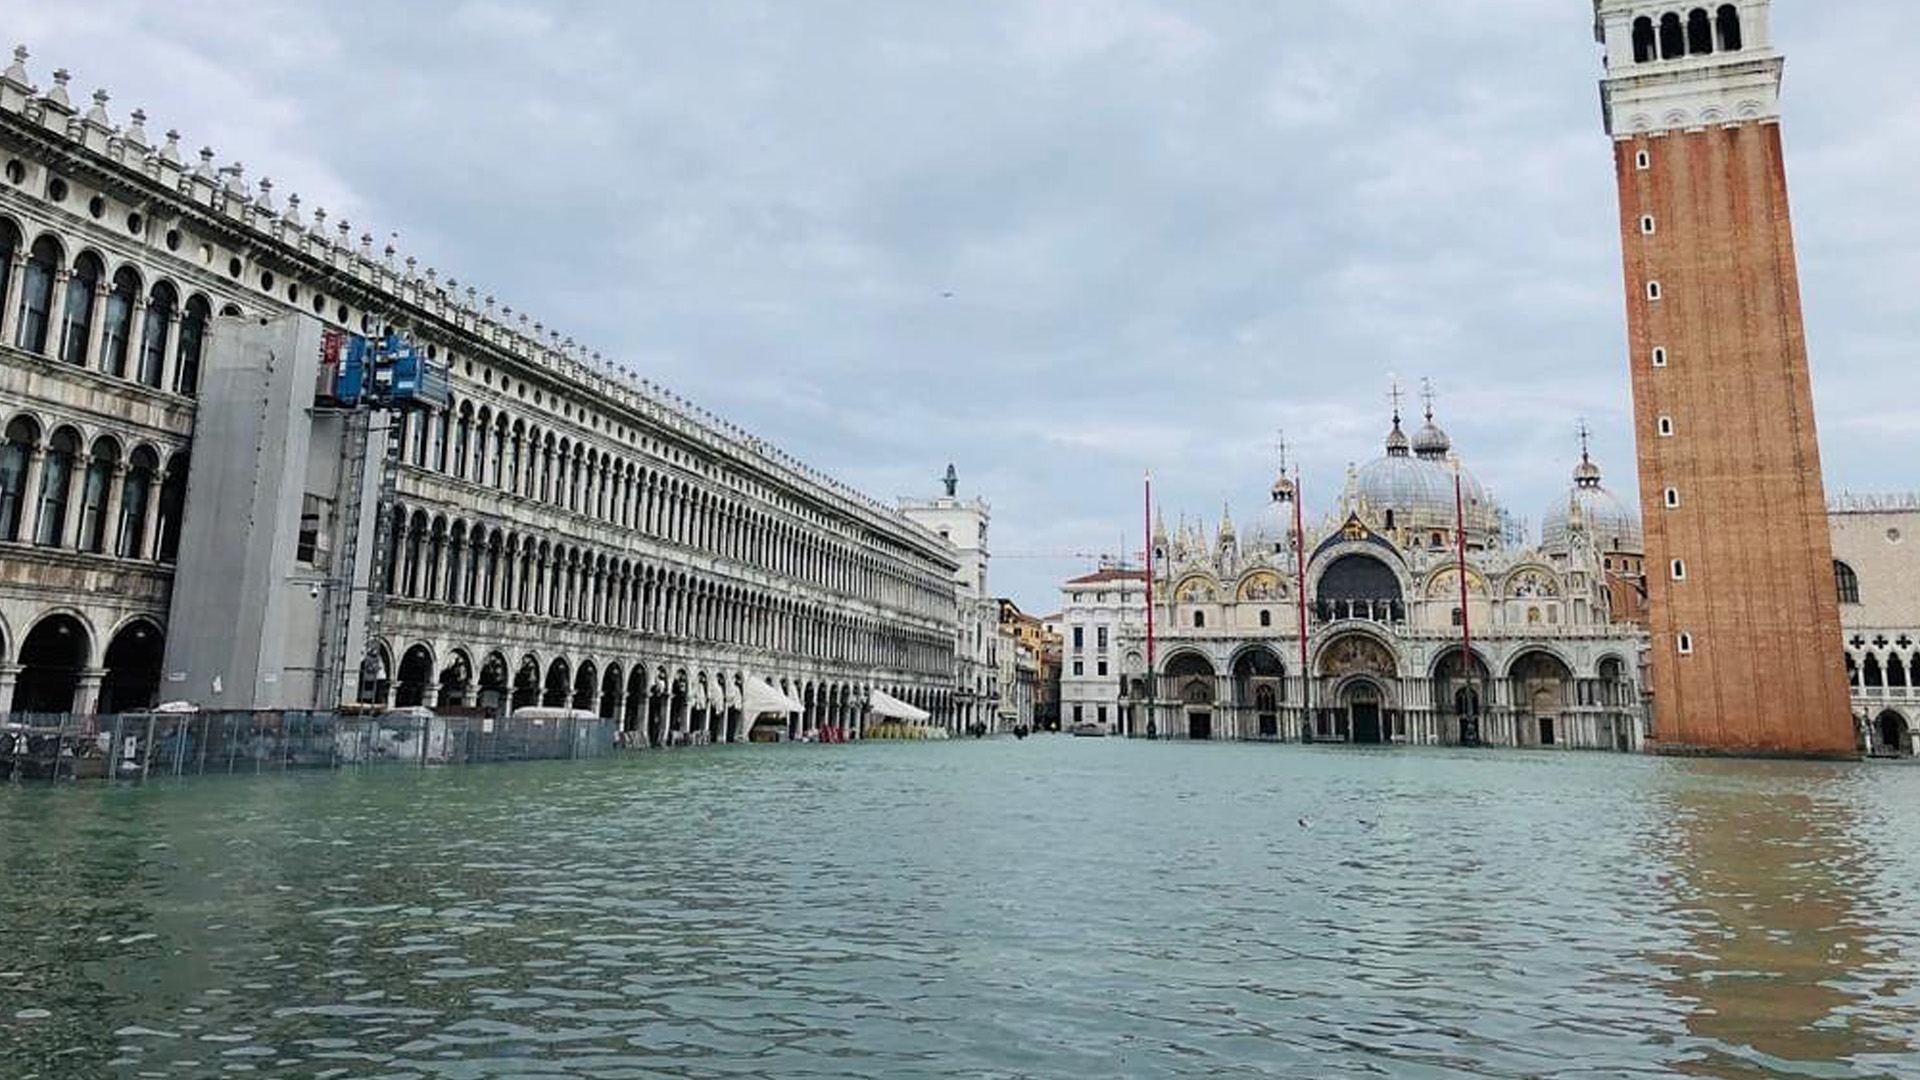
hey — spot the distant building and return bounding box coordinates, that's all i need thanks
[1126,401,1646,750]
[900,470,995,732]
[1057,566,1148,734]
[1831,494,1920,757]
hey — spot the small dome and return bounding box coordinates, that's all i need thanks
[1384,415,1412,457]
[1543,451,1643,555]
[1271,473,1296,502]
[1412,417,1451,458]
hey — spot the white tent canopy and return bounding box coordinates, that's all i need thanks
[868,688,931,723]
[743,676,804,718]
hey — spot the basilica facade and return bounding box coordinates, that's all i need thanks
[1122,404,1648,751]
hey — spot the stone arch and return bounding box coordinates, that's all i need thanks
[395,642,436,708]
[1872,709,1912,758]
[11,611,95,713]
[99,615,165,713]
[477,650,510,713]
[1508,649,1574,747]
[512,653,542,710]
[573,659,598,713]
[544,656,572,708]
[438,648,474,706]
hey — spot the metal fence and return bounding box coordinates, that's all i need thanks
[0,710,619,782]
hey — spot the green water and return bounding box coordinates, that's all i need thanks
[1,740,1916,1079]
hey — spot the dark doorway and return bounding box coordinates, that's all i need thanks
[1188,712,1212,741]
[1877,711,1911,757]
[101,619,164,713]
[13,615,89,714]
[1539,716,1557,746]
[1351,702,1383,745]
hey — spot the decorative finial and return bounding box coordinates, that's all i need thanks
[86,88,111,125]
[125,107,149,147]
[1387,377,1404,425]
[1578,417,1592,463]
[48,67,70,107]
[160,128,181,163]
[1421,377,1436,422]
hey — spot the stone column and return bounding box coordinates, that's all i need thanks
[421,682,441,710]
[123,298,149,379]
[74,668,107,716]
[0,253,25,345]
[158,311,181,394]
[140,474,164,560]
[61,465,87,550]
[0,662,20,714]
[82,283,108,371]
[14,446,44,545]
[42,270,70,358]
[100,462,127,556]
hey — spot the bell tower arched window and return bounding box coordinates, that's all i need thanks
[1687,9,1714,55]
[1632,17,1657,63]
[1717,5,1743,51]
[1660,13,1686,59]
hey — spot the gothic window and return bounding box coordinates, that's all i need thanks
[138,282,175,388]
[60,253,102,366]
[34,427,78,547]
[175,296,209,396]
[118,447,157,558]
[16,236,58,354]
[0,416,35,541]
[1660,13,1686,59]
[1834,560,1860,604]
[1717,5,1743,51]
[102,267,139,377]
[1632,16,1657,63]
[1687,8,1714,54]
[76,438,116,553]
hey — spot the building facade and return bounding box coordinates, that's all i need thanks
[0,48,961,739]
[1832,494,1920,757]
[1119,406,1646,750]
[899,473,997,732]
[1057,567,1148,734]
[1595,0,1854,755]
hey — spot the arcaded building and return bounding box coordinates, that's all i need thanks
[1121,405,1647,751]
[0,48,961,739]
[1831,494,1920,757]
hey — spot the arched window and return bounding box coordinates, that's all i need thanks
[0,220,16,326]
[1717,4,1743,51]
[16,236,59,354]
[1834,560,1860,604]
[101,267,139,377]
[60,253,102,367]
[1259,609,1272,628]
[0,417,36,541]
[117,447,157,558]
[156,455,188,562]
[76,438,118,553]
[1660,12,1686,59]
[1192,611,1205,629]
[138,282,176,388]
[34,427,79,546]
[1632,16,1657,62]
[1864,654,1883,689]
[1687,8,1714,54]
[175,296,209,396]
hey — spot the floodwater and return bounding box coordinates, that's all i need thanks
[1,740,1916,1079]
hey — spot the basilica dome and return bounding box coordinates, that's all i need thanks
[1350,412,1500,547]
[1541,449,1643,555]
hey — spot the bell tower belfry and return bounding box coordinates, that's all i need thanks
[1594,1,1854,756]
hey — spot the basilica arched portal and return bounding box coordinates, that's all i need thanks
[1315,632,1397,744]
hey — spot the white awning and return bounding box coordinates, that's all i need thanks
[869,688,931,723]
[743,676,804,717]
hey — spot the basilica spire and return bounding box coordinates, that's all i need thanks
[1573,419,1602,489]
[1385,379,1411,458]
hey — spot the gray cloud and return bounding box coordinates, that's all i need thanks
[21,0,1920,611]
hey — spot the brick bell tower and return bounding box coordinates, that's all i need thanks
[1595,1,1854,757]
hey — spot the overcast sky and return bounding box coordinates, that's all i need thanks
[19,1,1920,611]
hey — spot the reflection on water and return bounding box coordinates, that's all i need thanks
[0,743,1915,1079]
[1653,762,1918,1078]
